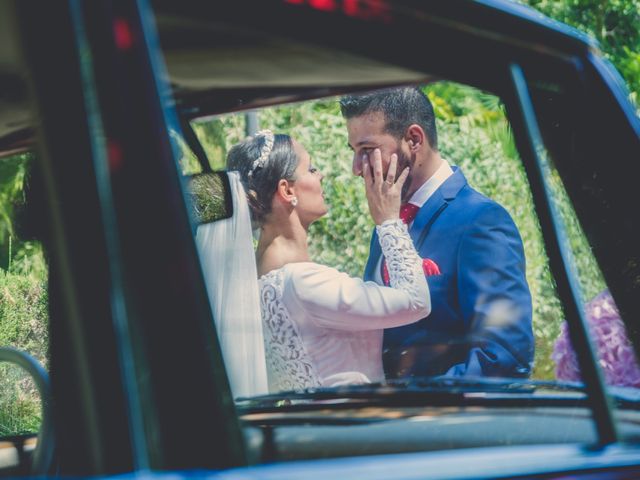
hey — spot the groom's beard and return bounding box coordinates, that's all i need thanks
[398,149,413,202]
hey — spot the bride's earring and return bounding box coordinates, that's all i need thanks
[291,197,298,207]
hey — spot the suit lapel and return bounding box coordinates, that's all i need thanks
[409,189,447,247]
[410,167,468,248]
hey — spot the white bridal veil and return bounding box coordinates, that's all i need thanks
[195,171,269,398]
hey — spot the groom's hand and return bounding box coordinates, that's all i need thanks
[363,148,409,225]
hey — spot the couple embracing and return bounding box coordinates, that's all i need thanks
[197,87,534,398]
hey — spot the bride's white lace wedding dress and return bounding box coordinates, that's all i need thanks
[258,219,430,392]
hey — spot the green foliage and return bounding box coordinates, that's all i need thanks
[193,115,246,171]
[522,0,640,106]
[0,364,42,436]
[543,163,607,304]
[191,114,246,172]
[0,153,48,436]
[0,154,28,270]
[171,131,201,176]
[0,269,49,362]
[0,267,48,436]
[187,173,230,224]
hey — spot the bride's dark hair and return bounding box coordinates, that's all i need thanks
[227,133,298,225]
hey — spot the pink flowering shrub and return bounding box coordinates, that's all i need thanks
[552,290,640,387]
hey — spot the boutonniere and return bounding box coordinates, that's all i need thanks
[422,258,441,276]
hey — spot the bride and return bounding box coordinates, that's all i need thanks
[196,130,430,397]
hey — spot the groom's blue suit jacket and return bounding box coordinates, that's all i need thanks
[365,167,534,378]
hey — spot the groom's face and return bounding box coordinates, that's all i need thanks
[346,111,412,184]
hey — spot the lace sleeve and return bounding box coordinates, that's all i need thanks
[283,221,430,331]
[376,219,427,302]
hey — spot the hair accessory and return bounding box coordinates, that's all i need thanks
[248,130,275,177]
[291,196,298,207]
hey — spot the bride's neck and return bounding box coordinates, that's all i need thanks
[257,216,310,276]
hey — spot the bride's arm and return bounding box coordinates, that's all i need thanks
[284,219,430,331]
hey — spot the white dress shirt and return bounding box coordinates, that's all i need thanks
[373,160,454,284]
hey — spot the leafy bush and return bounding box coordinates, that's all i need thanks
[523,0,640,107]
[0,154,29,271]
[0,269,48,363]
[0,267,48,436]
[0,363,42,436]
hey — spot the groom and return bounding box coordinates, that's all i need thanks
[340,87,534,378]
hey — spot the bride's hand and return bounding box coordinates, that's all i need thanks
[363,148,410,225]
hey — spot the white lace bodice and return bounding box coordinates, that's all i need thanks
[259,220,430,392]
[259,269,323,392]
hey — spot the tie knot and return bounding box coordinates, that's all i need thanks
[399,203,420,224]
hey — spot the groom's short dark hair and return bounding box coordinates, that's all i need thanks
[339,86,438,150]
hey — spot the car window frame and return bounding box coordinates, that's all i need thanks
[7,0,640,476]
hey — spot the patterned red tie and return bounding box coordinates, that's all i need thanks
[399,203,420,225]
[381,203,441,286]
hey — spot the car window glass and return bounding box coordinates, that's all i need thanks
[177,82,640,454]
[522,69,640,421]
[537,147,640,395]
[183,82,603,390]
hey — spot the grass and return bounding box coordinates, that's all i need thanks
[0,254,48,437]
[0,364,42,436]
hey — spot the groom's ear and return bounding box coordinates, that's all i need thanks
[406,124,425,152]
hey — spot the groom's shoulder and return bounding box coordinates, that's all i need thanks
[444,168,497,213]
[452,183,515,225]
[451,181,497,212]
